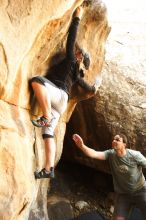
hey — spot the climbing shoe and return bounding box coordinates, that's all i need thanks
[31,116,50,128]
[34,167,55,179]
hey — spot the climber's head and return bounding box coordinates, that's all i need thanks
[75,43,91,70]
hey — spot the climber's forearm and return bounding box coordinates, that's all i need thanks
[66,17,80,60]
[76,77,96,93]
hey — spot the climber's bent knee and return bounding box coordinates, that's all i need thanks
[42,134,54,139]
[42,107,60,138]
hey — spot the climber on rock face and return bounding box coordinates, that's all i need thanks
[29,6,100,179]
[72,133,146,220]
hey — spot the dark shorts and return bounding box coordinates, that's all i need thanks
[113,182,146,219]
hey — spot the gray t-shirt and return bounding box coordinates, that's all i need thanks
[104,149,146,193]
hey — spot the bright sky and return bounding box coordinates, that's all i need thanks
[103,0,146,83]
[104,0,146,23]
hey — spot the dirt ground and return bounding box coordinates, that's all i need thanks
[48,161,114,219]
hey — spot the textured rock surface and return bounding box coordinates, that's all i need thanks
[0,0,109,219]
[64,1,146,172]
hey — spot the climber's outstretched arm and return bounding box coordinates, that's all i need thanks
[66,6,83,60]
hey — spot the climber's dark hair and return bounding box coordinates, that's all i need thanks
[75,43,91,70]
[83,52,90,70]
